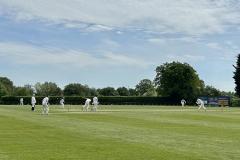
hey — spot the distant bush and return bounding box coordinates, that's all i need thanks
[231,98,240,107]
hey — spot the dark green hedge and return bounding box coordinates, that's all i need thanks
[98,96,180,105]
[231,98,240,107]
[0,96,181,105]
[0,96,43,105]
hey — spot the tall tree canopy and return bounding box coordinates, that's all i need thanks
[154,62,203,101]
[0,77,14,95]
[13,86,32,96]
[63,83,96,96]
[135,79,156,96]
[98,87,119,96]
[0,83,7,97]
[233,54,240,97]
[35,82,62,96]
[117,87,130,96]
[128,88,138,96]
[201,85,221,97]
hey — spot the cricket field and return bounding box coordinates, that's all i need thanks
[0,105,240,160]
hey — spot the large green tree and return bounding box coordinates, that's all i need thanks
[233,54,240,97]
[0,77,14,95]
[154,62,203,100]
[13,86,32,96]
[201,85,221,97]
[89,88,99,96]
[0,83,7,97]
[128,88,138,96]
[98,87,119,96]
[117,87,130,96]
[63,83,92,96]
[135,79,156,96]
[35,82,62,96]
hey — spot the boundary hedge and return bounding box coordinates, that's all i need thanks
[0,96,181,105]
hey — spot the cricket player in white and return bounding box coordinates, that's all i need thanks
[83,98,91,112]
[92,97,99,112]
[60,98,64,108]
[181,99,186,107]
[42,96,49,115]
[31,94,36,111]
[196,98,206,111]
[20,98,24,106]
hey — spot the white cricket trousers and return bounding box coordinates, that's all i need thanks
[198,104,206,110]
[42,105,49,115]
[83,103,90,112]
[93,103,98,112]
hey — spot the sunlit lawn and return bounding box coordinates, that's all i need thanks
[0,105,240,160]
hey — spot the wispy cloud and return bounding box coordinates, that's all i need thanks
[64,23,114,32]
[0,42,150,68]
[206,42,222,50]
[148,38,166,45]
[103,52,150,67]
[166,54,205,62]
[206,41,240,53]
[0,0,240,35]
[148,36,201,45]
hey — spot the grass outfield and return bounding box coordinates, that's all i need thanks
[0,105,240,160]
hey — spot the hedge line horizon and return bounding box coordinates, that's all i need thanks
[0,96,182,105]
[0,61,236,102]
[2,96,239,106]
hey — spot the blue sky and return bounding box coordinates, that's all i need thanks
[0,0,240,91]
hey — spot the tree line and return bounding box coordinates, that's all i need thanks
[0,62,235,101]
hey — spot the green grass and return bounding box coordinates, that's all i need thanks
[0,105,240,160]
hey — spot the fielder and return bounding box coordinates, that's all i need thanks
[42,96,49,115]
[60,98,65,108]
[31,94,36,111]
[181,99,186,107]
[83,98,91,112]
[196,98,206,111]
[20,98,24,106]
[92,96,99,112]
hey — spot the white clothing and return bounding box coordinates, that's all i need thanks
[196,99,206,110]
[42,105,49,115]
[31,96,36,105]
[31,96,36,110]
[83,98,91,112]
[85,99,91,105]
[60,99,64,108]
[42,97,49,115]
[93,97,98,104]
[181,99,186,107]
[42,97,49,106]
[20,98,24,106]
[92,97,99,112]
